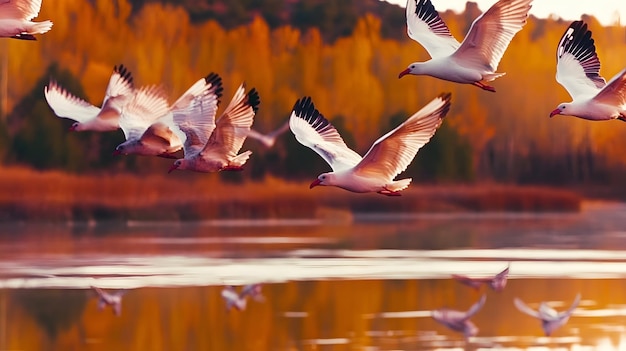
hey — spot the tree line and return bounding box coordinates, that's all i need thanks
[2,0,626,185]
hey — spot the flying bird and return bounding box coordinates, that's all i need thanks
[221,284,265,311]
[514,294,581,336]
[0,0,52,40]
[398,0,532,92]
[91,286,126,316]
[452,264,510,292]
[289,93,451,196]
[114,73,223,158]
[45,65,134,132]
[432,295,486,340]
[550,20,626,121]
[245,120,290,148]
[168,83,260,173]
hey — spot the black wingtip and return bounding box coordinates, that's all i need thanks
[113,64,134,86]
[246,88,260,113]
[205,72,224,100]
[558,20,595,61]
[414,0,451,37]
[439,92,452,102]
[292,96,333,130]
[558,20,602,83]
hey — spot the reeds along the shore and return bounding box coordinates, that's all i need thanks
[0,168,581,222]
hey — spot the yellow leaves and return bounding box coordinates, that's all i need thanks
[6,0,626,173]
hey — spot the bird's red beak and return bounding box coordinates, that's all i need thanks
[309,179,321,189]
[398,68,410,79]
[68,125,77,131]
[112,150,122,156]
[168,164,179,173]
[549,109,560,118]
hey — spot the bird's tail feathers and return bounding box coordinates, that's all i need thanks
[230,150,252,167]
[386,178,412,192]
[28,20,53,34]
[482,72,506,82]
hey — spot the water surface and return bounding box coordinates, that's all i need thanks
[2,203,626,350]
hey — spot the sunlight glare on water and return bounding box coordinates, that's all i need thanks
[3,205,626,350]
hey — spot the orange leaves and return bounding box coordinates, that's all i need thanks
[6,0,626,177]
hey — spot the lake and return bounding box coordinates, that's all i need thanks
[2,202,626,350]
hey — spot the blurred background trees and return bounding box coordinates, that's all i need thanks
[2,0,626,185]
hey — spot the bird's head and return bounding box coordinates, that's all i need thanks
[113,144,126,156]
[69,122,81,131]
[113,140,142,156]
[168,159,184,173]
[398,62,422,78]
[550,103,570,118]
[310,173,332,189]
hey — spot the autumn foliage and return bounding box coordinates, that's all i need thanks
[2,0,626,185]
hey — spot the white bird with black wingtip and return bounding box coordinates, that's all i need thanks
[398,0,532,92]
[168,84,260,173]
[114,73,224,159]
[45,65,135,132]
[289,93,451,196]
[550,20,626,121]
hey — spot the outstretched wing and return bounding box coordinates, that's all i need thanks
[592,68,626,107]
[102,64,134,110]
[557,294,581,319]
[266,119,290,139]
[173,73,223,156]
[44,81,101,123]
[405,0,460,58]
[452,274,486,289]
[113,302,122,316]
[200,85,259,159]
[119,85,170,141]
[240,284,265,302]
[0,0,43,20]
[289,97,362,172]
[514,298,542,319]
[246,120,290,148]
[556,20,606,100]
[353,93,451,180]
[453,0,532,71]
[494,265,510,280]
[463,294,486,320]
[170,72,223,112]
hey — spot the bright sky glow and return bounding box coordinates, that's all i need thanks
[383,0,626,26]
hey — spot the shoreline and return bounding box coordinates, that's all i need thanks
[0,168,586,221]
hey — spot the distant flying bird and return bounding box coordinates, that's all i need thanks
[514,294,581,336]
[550,21,626,121]
[114,73,223,159]
[432,295,486,339]
[45,65,134,132]
[0,0,52,40]
[245,120,290,148]
[452,264,510,292]
[398,0,532,92]
[91,286,125,316]
[168,84,260,173]
[221,284,265,311]
[289,93,451,196]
